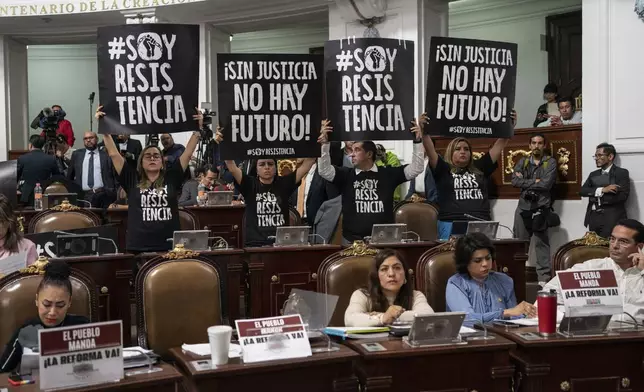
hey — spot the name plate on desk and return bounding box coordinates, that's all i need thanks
[558,269,623,317]
[38,321,124,391]
[235,315,312,363]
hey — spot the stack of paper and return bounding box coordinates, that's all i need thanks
[122,346,159,369]
[323,327,390,339]
[181,343,242,358]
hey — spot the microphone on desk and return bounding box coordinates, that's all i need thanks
[308,233,327,245]
[208,236,229,250]
[463,213,515,238]
[620,312,640,329]
[76,199,92,208]
[403,230,420,243]
[53,230,120,255]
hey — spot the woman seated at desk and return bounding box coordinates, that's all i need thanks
[345,249,434,327]
[0,261,89,373]
[446,233,536,323]
[0,194,37,270]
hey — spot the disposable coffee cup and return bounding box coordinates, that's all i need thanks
[207,325,233,365]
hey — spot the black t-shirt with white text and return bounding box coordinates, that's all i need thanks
[118,162,183,252]
[432,154,498,222]
[240,172,297,246]
[333,166,408,241]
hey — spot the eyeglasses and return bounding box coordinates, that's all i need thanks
[143,154,162,161]
[609,236,634,248]
[592,154,608,159]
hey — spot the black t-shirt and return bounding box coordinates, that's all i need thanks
[333,166,408,241]
[432,154,498,222]
[240,172,297,246]
[118,162,184,252]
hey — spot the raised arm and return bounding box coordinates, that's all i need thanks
[404,116,426,180]
[296,158,315,184]
[419,114,439,169]
[179,109,214,171]
[95,105,125,175]
[317,120,336,182]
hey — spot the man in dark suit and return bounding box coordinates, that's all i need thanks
[99,135,142,167]
[17,135,60,205]
[290,160,339,225]
[67,132,117,208]
[580,143,630,238]
[179,165,220,206]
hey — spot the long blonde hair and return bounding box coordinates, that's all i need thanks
[137,145,166,190]
[444,137,482,175]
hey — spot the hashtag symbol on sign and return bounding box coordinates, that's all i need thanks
[335,50,353,71]
[247,149,254,156]
[107,37,127,60]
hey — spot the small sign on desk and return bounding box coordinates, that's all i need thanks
[235,315,312,363]
[558,269,623,317]
[38,320,123,390]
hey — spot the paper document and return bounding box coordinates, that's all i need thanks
[495,312,564,326]
[459,326,477,334]
[181,343,241,358]
[324,327,390,334]
[0,252,27,276]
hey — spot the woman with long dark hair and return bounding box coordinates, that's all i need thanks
[345,249,433,327]
[0,261,89,372]
[95,106,209,252]
[0,194,37,269]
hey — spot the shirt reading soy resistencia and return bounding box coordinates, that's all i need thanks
[118,162,183,252]
[240,172,297,246]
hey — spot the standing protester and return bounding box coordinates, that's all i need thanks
[422,111,516,240]
[67,132,117,208]
[317,118,425,244]
[512,133,557,283]
[580,143,630,238]
[17,135,60,205]
[95,105,206,252]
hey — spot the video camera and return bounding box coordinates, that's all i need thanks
[199,107,217,140]
[35,107,62,140]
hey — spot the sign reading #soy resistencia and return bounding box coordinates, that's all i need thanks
[425,37,518,139]
[325,38,415,141]
[97,24,199,135]
[217,54,323,159]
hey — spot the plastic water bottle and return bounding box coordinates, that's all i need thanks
[197,183,207,206]
[34,183,43,211]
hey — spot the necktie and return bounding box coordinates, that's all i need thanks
[296,172,308,217]
[88,151,95,189]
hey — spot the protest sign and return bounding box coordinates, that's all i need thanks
[558,269,623,317]
[217,54,323,159]
[97,24,199,135]
[425,37,517,138]
[235,315,311,363]
[325,38,415,141]
[39,321,123,390]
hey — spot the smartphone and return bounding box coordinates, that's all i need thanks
[8,374,35,386]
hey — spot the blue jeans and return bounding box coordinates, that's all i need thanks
[438,220,453,240]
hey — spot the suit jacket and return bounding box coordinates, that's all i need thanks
[289,168,340,221]
[313,195,342,244]
[67,149,117,191]
[179,179,199,207]
[405,162,438,203]
[17,150,60,203]
[580,165,630,227]
[118,137,142,167]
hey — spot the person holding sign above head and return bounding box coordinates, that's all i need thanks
[0,261,89,373]
[219,127,316,247]
[422,111,516,240]
[0,194,38,270]
[446,233,536,324]
[317,118,425,244]
[345,249,433,327]
[95,105,209,252]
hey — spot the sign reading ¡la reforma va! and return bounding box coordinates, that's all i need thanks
[0,0,204,17]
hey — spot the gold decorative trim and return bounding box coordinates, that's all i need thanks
[438,237,458,252]
[17,216,25,233]
[20,256,49,274]
[504,149,530,175]
[551,140,579,184]
[341,241,377,257]
[162,244,200,260]
[409,194,426,203]
[472,152,483,160]
[557,147,571,176]
[50,199,81,212]
[278,159,296,176]
[573,232,609,247]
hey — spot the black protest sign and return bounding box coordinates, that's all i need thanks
[217,54,323,159]
[425,37,517,138]
[324,38,415,142]
[97,24,199,135]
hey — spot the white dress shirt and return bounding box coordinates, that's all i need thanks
[542,257,644,321]
[537,111,583,127]
[594,164,614,201]
[301,163,317,218]
[414,158,430,194]
[81,149,104,191]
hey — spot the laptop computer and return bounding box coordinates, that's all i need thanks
[370,223,407,244]
[404,312,467,347]
[466,221,499,239]
[274,226,310,246]
[44,193,78,209]
[207,191,233,206]
[173,230,210,250]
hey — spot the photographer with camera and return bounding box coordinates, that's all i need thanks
[54,134,75,176]
[31,105,75,147]
[512,133,558,284]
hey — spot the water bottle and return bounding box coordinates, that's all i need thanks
[34,183,43,211]
[197,183,207,206]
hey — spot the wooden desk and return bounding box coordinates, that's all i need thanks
[344,337,515,391]
[0,363,181,391]
[488,325,644,391]
[169,344,359,392]
[245,245,342,318]
[51,253,136,345]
